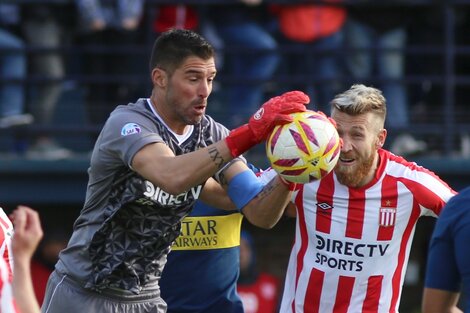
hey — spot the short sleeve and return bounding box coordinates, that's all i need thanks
[99,108,164,168]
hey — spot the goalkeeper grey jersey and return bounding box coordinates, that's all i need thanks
[56,98,230,294]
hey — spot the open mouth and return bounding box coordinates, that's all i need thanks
[339,156,355,164]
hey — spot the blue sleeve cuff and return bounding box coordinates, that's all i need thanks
[228,169,264,211]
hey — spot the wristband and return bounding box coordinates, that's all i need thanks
[228,169,264,211]
[225,124,258,157]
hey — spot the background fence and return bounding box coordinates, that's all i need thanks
[1,1,470,312]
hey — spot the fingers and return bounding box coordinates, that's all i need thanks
[281,91,310,105]
[11,206,43,240]
[273,115,294,125]
[10,206,27,234]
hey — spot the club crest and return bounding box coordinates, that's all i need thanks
[379,207,396,227]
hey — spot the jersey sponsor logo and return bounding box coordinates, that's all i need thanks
[379,207,396,227]
[141,181,202,205]
[314,234,390,272]
[316,202,333,215]
[121,123,141,136]
[172,213,243,250]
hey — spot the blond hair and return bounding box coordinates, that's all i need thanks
[330,84,387,127]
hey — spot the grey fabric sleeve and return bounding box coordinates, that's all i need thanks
[99,109,164,168]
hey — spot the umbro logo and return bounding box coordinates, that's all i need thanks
[316,202,333,210]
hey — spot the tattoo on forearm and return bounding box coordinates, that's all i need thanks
[208,147,225,169]
[219,171,228,186]
[256,179,276,201]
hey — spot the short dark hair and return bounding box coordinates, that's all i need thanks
[149,29,215,75]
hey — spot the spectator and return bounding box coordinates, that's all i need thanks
[422,186,470,313]
[21,4,73,160]
[0,4,32,129]
[270,2,347,114]
[152,5,199,34]
[237,230,280,313]
[344,3,426,156]
[75,0,145,129]
[207,0,280,128]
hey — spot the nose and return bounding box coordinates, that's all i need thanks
[340,136,352,152]
[199,80,211,99]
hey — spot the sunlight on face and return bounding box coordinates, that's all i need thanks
[332,111,382,188]
[165,56,216,127]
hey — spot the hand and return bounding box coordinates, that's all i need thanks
[10,206,43,262]
[249,91,309,141]
[225,91,309,157]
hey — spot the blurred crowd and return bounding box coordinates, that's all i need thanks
[1,0,469,160]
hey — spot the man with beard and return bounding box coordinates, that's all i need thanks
[263,84,457,313]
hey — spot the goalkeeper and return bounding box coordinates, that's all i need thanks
[41,29,308,313]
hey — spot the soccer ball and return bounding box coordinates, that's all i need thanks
[266,110,341,184]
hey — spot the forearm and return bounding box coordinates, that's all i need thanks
[242,176,292,229]
[13,259,41,313]
[134,141,234,195]
[422,288,462,313]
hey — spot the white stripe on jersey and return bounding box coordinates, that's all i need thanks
[278,150,456,313]
[0,208,13,277]
[0,254,16,313]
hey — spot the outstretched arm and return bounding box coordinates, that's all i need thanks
[10,206,43,313]
[133,91,309,195]
[218,161,295,229]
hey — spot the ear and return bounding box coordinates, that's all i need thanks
[151,68,167,87]
[376,128,387,149]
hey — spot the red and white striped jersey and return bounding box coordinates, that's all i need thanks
[0,207,15,312]
[277,149,456,313]
[0,209,13,278]
[0,255,17,313]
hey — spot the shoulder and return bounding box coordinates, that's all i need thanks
[383,149,447,181]
[104,99,161,135]
[440,187,470,219]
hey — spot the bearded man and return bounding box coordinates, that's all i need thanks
[263,84,456,313]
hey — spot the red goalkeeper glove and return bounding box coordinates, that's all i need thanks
[225,91,310,157]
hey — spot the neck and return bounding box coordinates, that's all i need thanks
[149,96,187,135]
[361,152,380,187]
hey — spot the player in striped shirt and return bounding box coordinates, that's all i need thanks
[0,207,13,279]
[278,84,457,313]
[0,206,43,313]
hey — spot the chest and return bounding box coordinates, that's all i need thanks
[298,182,420,242]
